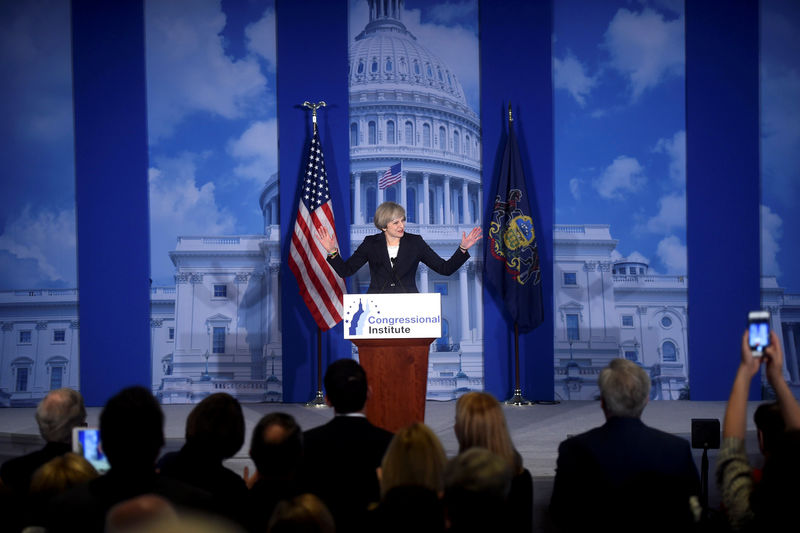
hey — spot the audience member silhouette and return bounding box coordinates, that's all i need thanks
[370,422,446,533]
[246,412,304,533]
[157,392,248,525]
[105,494,178,533]
[717,330,800,532]
[21,452,99,530]
[1,388,86,494]
[454,391,533,532]
[0,387,86,532]
[45,386,212,532]
[301,358,393,533]
[267,493,335,533]
[549,358,700,533]
[443,447,512,533]
[751,401,784,483]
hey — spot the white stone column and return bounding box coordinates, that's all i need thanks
[419,264,429,293]
[477,188,483,223]
[444,175,451,224]
[268,264,281,343]
[784,324,799,382]
[377,171,385,205]
[422,172,430,224]
[472,263,483,339]
[401,170,408,210]
[462,180,469,224]
[354,172,362,224]
[459,268,470,342]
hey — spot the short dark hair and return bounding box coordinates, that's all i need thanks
[250,412,302,479]
[323,359,368,414]
[754,401,785,456]
[185,393,245,460]
[100,386,165,469]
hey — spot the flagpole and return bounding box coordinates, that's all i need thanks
[506,322,530,405]
[306,326,327,408]
[302,100,330,409]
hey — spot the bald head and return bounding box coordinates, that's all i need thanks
[105,494,177,533]
[35,388,86,444]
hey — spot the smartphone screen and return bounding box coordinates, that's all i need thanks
[72,427,111,473]
[748,312,770,356]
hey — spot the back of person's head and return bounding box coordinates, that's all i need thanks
[29,452,98,501]
[380,422,447,498]
[323,358,367,414]
[453,392,520,473]
[751,430,800,529]
[598,358,650,418]
[105,494,178,533]
[35,388,86,444]
[443,448,512,533]
[184,393,245,460]
[100,386,165,470]
[754,401,785,458]
[267,493,335,533]
[250,412,302,480]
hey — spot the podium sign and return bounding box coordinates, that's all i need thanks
[343,293,442,339]
[343,293,441,432]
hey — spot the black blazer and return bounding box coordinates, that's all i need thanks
[302,416,394,532]
[549,416,700,532]
[327,232,469,293]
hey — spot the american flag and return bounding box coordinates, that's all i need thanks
[378,162,402,189]
[288,129,346,331]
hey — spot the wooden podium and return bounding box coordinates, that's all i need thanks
[352,337,434,433]
[343,293,442,433]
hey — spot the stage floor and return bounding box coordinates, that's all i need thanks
[1,400,763,532]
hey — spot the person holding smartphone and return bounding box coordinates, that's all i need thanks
[717,325,800,531]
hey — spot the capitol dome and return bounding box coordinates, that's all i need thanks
[349,2,470,112]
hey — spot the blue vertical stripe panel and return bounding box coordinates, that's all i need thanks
[479,0,555,401]
[72,0,151,406]
[276,0,351,402]
[686,0,760,400]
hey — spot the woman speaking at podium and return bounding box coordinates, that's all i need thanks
[316,201,482,294]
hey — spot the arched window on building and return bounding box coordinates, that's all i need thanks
[414,60,421,76]
[357,60,365,75]
[438,68,444,82]
[45,356,68,390]
[350,123,358,147]
[405,121,414,146]
[439,126,447,151]
[366,186,377,222]
[368,121,376,144]
[426,63,433,78]
[470,197,477,223]
[453,131,460,155]
[407,188,417,223]
[465,134,471,157]
[386,120,395,144]
[371,58,379,74]
[385,57,392,72]
[423,123,431,147]
[662,341,677,362]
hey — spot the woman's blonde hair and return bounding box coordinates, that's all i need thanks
[30,452,99,499]
[454,391,522,474]
[374,201,406,230]
[380,422,447,498]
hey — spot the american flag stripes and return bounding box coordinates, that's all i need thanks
[378,162,402,189]
[288,129,346,331]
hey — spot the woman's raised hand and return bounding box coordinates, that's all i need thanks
[460,226,483,250]
[315,225,337,254]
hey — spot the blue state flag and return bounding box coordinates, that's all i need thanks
[484,118,543,333]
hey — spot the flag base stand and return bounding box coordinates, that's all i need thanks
[306,390,329,408]
[505,388,530,406]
